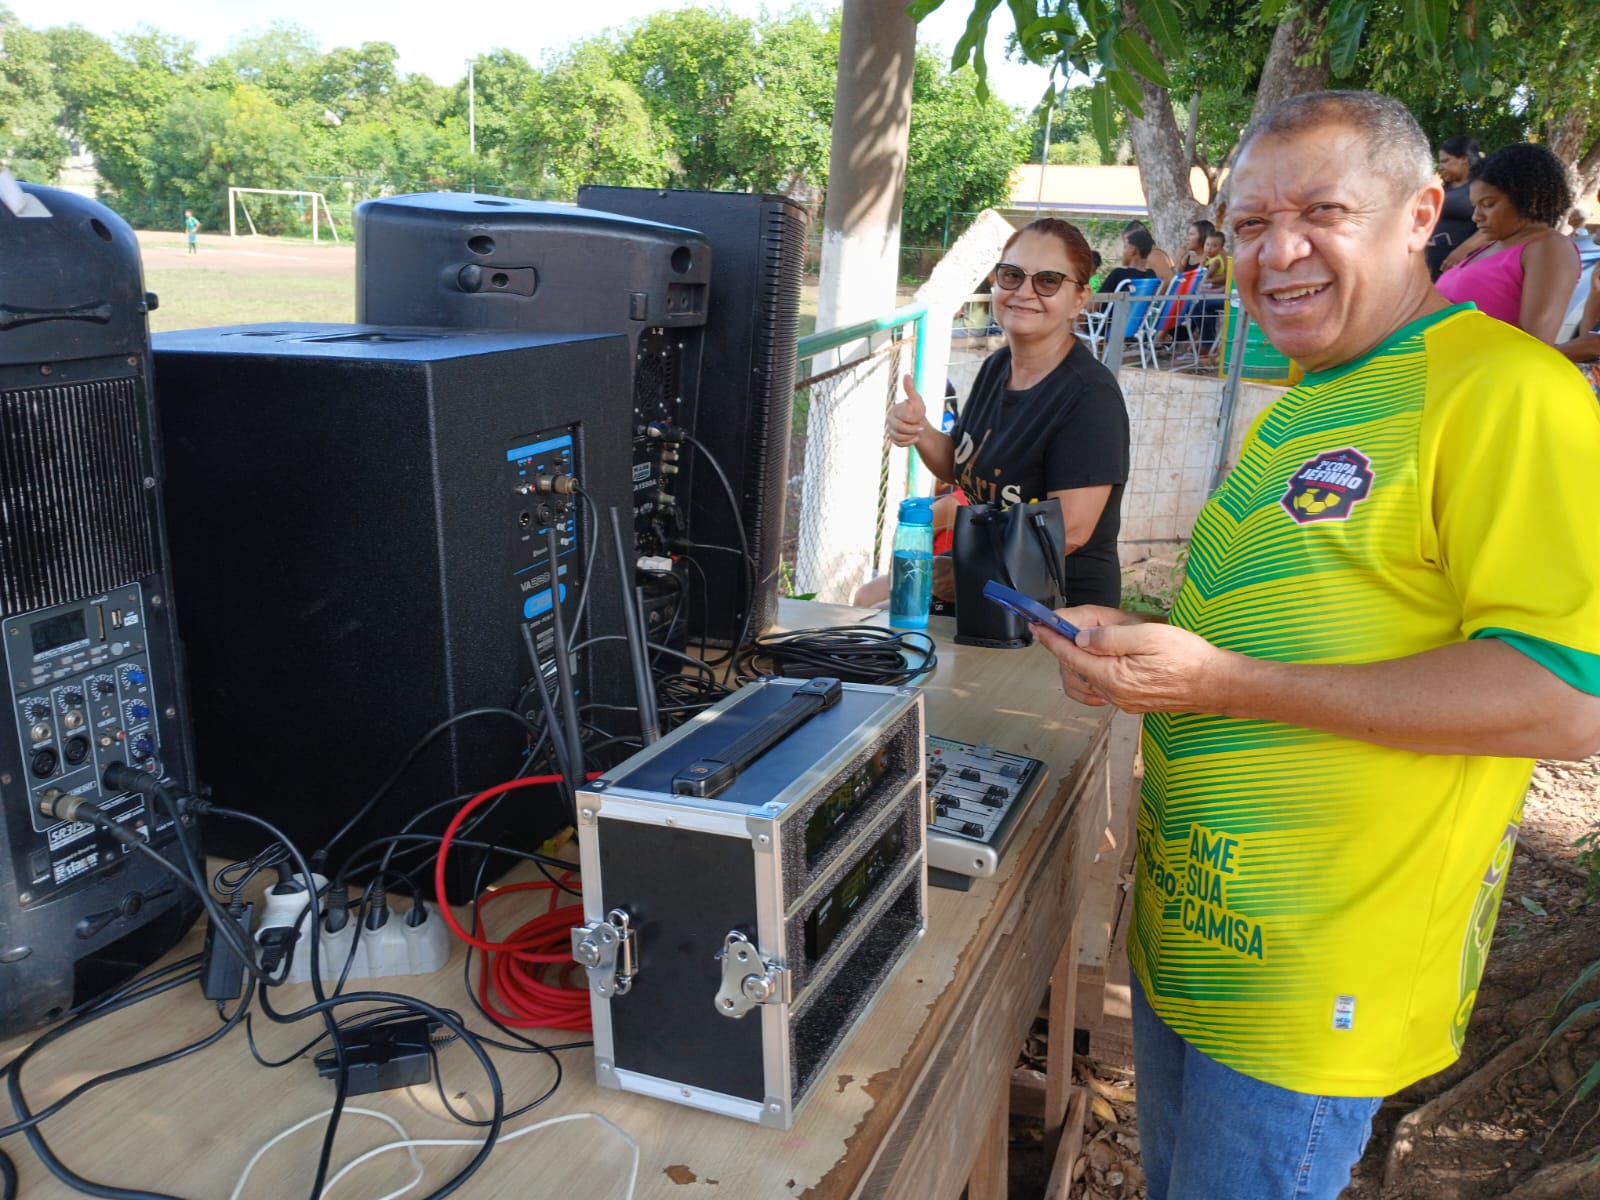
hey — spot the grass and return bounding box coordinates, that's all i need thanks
[144,267,354,333]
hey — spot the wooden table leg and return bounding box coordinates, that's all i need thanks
[966,1080,1010,1200]
[1045,913,1082,1141]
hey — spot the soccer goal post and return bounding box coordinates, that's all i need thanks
[226,187,341,243]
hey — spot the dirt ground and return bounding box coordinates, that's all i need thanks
[134,228,356,276]
[1008,545,1600,1200]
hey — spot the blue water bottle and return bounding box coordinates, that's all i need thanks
[889,497,935,629]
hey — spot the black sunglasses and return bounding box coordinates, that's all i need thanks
[993,262,1082,297]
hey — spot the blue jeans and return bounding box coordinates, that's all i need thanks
[1132,977,1383,1200]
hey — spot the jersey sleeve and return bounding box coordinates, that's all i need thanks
[1420,317,1600,670]
[1043,366,1130,492]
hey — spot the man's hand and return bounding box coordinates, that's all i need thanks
[887,374,927,447]
[1033,610,1230,713]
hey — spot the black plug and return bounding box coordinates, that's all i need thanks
[257,924,298,975]
[362,891,389,932]
[202,902,255,1001]
[323,886,351,933]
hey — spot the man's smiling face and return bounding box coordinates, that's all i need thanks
[1228,123,1442,372]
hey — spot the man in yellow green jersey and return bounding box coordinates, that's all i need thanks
[1036,91,1600,1200]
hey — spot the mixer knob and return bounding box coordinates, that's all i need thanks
[130,703,151,720]
[94,679,116,696]
[130,735,154,762]
[125,668,146,686]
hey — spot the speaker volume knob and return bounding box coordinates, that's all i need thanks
[125,668,146,686]
[130,703,151,720]
[129,735,154,762]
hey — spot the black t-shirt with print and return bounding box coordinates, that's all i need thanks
[949,341,1130,606]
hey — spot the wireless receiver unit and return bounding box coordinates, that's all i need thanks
[571,676,925,1128]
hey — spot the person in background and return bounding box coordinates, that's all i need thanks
[1099,228,1161,297]
[1194,229,1231,355]
[1035,90,1600,1200]
[184,208,199,254]
[1435,142,1578,344]
[1123,219,1175,282]
[1567,205,1592,241]
[1556,265,1600,396]
[1201,230,1229,290]
[1427,135,1482,278]
[1086,249,1105,294]
[888,217,1129,607]
[1177,219,1216,272]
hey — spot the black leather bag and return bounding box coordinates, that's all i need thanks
[951,499,1069,648]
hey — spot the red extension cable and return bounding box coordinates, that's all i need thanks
[434,775,598,1031]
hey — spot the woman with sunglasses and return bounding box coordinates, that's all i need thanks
[887,218,1130,606]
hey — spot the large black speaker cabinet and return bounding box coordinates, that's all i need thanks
[151,324,635,897]
[0,182,201,1036]
[353,193,710,563]
[578,187,808,644]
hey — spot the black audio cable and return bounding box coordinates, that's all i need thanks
[4,967,254,1200]
[608,504,661,744]
[252,984,506,1200]
[314,706,541,869]
[735,625,938,686]
[542,525,588,788]
[674,430,758,671]
[0,961,211,1141]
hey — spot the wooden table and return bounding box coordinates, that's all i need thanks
[0,602,1114,1199]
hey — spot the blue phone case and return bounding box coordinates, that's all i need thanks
[980,580,1080,639]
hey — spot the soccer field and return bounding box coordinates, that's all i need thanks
[137,231,356,332]
[136,229,823,337]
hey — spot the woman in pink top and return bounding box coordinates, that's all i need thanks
[1435,143,1578,343]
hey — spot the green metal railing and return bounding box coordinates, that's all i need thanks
[795,302,929,404]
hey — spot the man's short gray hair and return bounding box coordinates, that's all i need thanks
[1236,90,1433,196]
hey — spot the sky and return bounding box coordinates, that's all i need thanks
[6,0,1057,112]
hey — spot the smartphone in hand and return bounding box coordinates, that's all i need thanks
[981,580,1081,640]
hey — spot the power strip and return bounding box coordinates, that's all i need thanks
[255,874,452,985]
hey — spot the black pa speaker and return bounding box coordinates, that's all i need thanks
[152,324,635,897]
[577,187,807,645]
[0,181,201,1035]
[353,194,710,564]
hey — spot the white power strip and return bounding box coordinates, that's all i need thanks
[255,874,453,986]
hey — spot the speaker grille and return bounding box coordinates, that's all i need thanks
[743,204,807,632]
[0,378,157,616]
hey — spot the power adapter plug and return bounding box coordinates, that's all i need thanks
[314,1017,436,1096]
[202,902,255,1001]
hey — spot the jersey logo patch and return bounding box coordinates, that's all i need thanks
[1281,447,1374,523]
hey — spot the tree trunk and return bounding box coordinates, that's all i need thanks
[1249,7,1331,125]
[1120,4,1331,246]
[1551,114,1600,210]
[1120,4,1204,251]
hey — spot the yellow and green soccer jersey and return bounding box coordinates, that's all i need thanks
[1131,305,1600,1097]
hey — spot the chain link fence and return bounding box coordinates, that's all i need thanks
[783,294,1295,595]
[785,319,920,603]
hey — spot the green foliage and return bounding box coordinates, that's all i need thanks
[612,7,761,190]
[0,13,68,180]
[904,46,1029,244]
[942,1,1600,172]
[509,42,673,199]
[12,4,1034,244]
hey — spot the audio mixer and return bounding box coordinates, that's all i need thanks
[924,735,1048,891]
